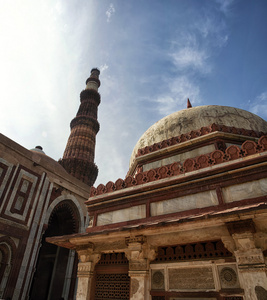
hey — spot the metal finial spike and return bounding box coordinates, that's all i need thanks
[187,98,192,108]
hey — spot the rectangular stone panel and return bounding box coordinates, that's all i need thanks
[168,267,215,290]
[0,158,13,202]
[143,145,215,172]
[97,204,146,226]
[150,190,218,216]
[222,178,267,203]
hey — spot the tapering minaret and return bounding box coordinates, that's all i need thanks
[59,68,101,186]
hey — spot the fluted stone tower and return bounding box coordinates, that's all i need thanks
[59,68,100,186]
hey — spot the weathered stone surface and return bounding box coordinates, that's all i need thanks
[218,265,240,289]
[131,105,267,165]
[151,269,165,290]
[168,267,215,290]
[255,286,267,300]
[97,204,146,226]
[223,178,267,203]
[150,190,218,216]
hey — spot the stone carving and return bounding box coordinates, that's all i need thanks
[220,267,237,287]
[255,286,267,300]
[155,240,232,262]
[168,267,215,290]
[125,236,146,245]
[151,270,165,290]
[231,232,266,271]
[90,135,267,196]
[125,236,157,271]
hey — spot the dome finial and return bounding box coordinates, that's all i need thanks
[187,98,192,108]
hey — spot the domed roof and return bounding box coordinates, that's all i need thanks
[130,105,267,166]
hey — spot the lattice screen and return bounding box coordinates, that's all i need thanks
[94,273,130,300]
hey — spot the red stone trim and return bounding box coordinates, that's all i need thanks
[90,135,267,197]
[136,124,265,158]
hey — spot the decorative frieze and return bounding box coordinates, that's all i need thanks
[136,124,265,158]
[77,262,93,277]
[154,240,232,263]
[90,135,267,196]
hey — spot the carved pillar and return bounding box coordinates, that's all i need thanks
[225,220,267,300]
[125,236,157,300]
[76,243,100,300]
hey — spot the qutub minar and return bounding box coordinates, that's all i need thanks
[59,68,101,186]
[1,68,267,300]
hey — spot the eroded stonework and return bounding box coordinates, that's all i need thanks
[168,267,215,290]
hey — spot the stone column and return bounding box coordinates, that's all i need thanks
[76,243,100,300]
[233,232,267,300]
[225,220,267,300]
[125,236,157,300]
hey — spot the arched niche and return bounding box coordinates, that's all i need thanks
[0,236,16,298]
[29,198,83,300]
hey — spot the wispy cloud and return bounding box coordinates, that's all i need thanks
[171,48,209,73]
[106,3,115,23]
[248,91,267,120]
[155,76,201,116]
[100,64,109,72]
[216,0,235,14]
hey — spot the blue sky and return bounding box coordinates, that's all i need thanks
[0,0,267,186]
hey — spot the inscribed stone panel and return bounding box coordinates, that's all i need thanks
[168,267,215,290]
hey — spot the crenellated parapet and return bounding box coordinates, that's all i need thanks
[136,124,266,158]
[90,135,267,196]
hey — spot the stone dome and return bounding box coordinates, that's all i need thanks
[130,105,267,166]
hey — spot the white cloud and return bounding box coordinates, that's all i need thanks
[249,91,267,120]
[171,47,210,73]
[155,76,201,116]
[106,3,115,23]
[100,64,109,72]
[216,0,234,14]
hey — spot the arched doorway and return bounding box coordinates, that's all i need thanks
[0,237,16,299]
[29,200,80,300]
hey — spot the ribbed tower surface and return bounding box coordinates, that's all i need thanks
[59,68,101,186]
